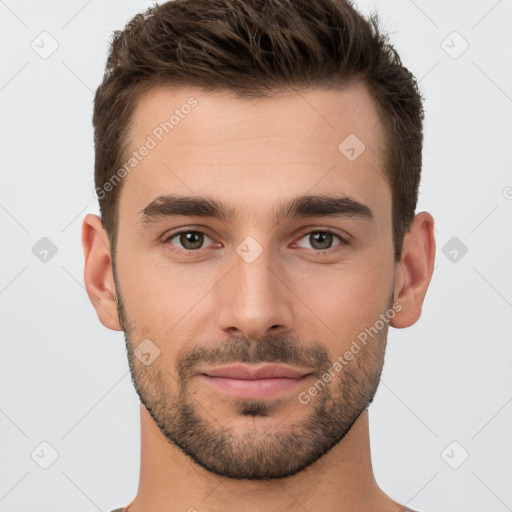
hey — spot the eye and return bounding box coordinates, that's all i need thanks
[163,230,217,252]
[162,228,348,255]
[294,230,346,252]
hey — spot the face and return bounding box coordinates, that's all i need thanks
[112,84,397,480]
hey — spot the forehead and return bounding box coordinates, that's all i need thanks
[118,83,390,226]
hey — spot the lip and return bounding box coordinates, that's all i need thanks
[199,363,311,380]
[198,363,313,400]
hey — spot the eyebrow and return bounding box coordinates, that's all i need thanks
[137,193,374,225]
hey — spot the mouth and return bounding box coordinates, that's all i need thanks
[198,363,313,400]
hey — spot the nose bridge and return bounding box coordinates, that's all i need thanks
[217,234,292,340]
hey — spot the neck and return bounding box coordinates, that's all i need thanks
[125,405,405,512]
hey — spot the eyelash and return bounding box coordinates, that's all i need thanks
[162,228,349,256]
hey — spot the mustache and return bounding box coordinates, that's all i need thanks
[176,334,331,381]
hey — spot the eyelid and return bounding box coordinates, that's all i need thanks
[162,228,218,250]
[161,226,351,253]
[294,226,351,242]
[292,228,349,250]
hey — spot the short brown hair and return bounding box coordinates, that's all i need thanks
[93,0,424,262]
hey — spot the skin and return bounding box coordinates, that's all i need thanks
[82,83,435,512]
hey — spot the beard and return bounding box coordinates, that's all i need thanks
[113,272,390,481]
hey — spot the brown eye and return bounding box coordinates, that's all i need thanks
[310,231,334,250]
[295,230,344,251]
[165,230,213,251]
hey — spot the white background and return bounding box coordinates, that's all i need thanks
[0,1,511,511]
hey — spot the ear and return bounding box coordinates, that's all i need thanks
[81,213,122,331]
[390,211,436,329]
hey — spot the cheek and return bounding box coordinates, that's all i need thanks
[295,257,394,349]
[117,249,216,338]
[117,228,394,348]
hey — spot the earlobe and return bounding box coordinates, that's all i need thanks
[81,213,122,331]
[390,212,436,329]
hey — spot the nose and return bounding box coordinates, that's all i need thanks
[217,240,294,342]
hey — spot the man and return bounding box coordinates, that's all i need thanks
[82,0,435,510]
